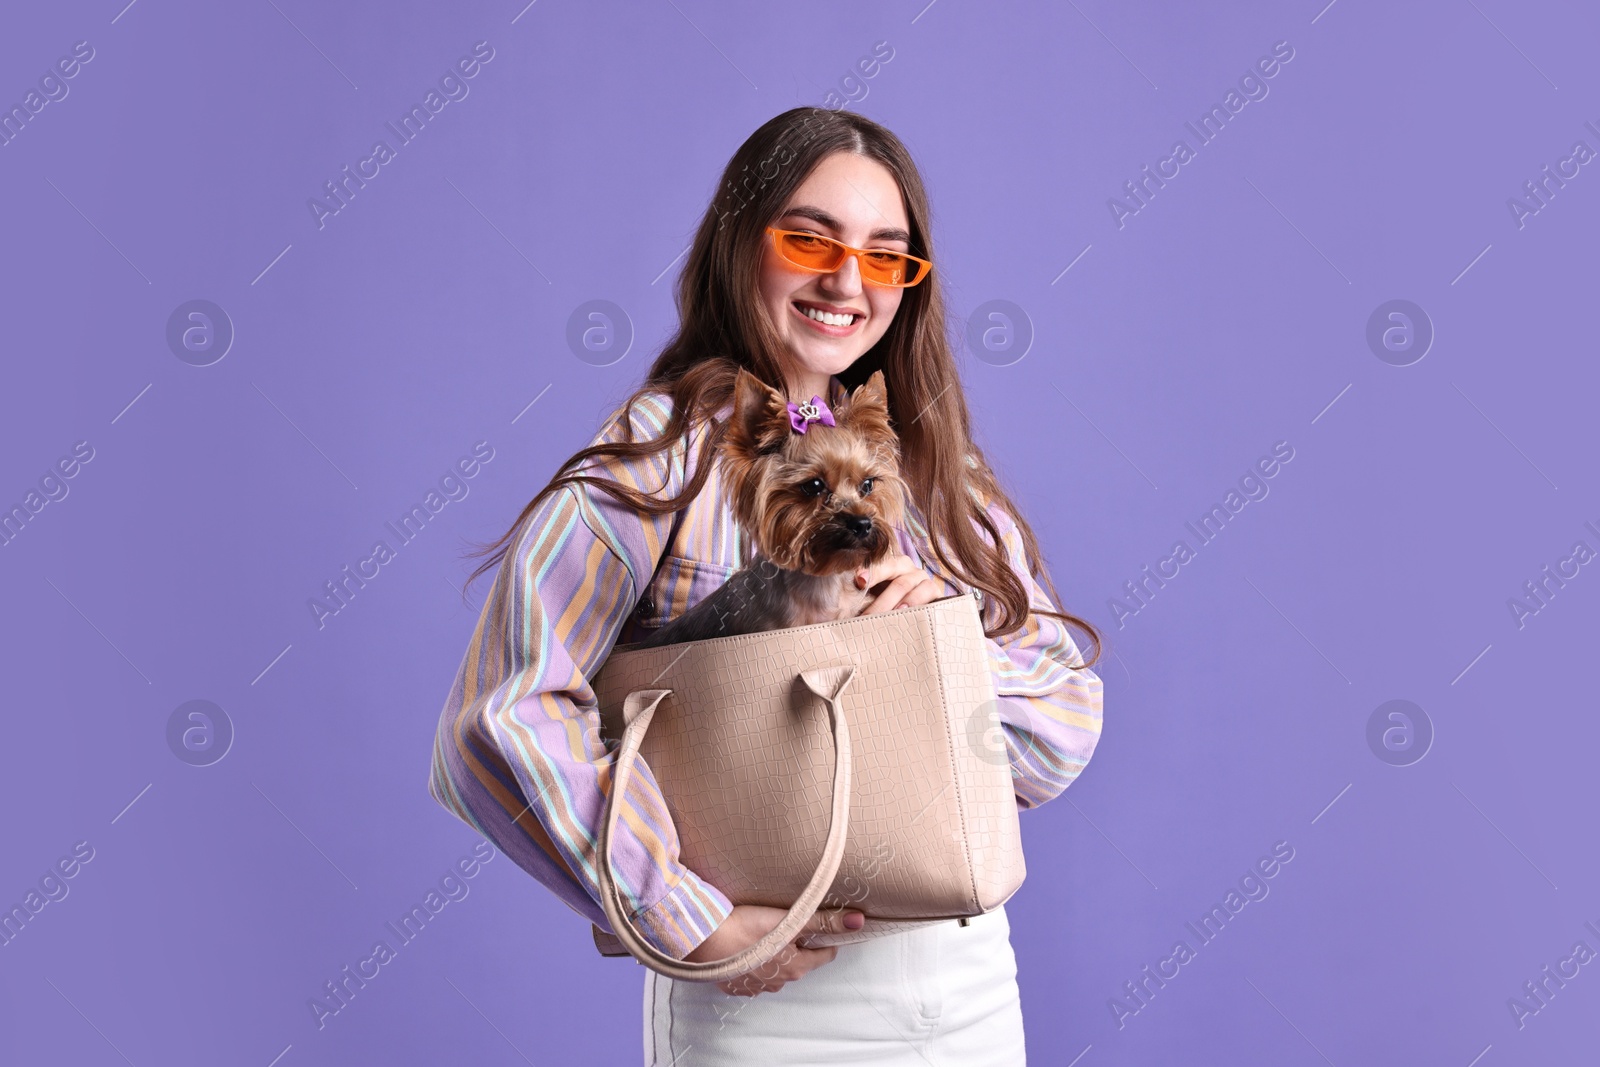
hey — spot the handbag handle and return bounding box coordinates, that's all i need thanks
[595,664,856,982]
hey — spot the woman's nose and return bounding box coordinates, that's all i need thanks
[819,253,864,294]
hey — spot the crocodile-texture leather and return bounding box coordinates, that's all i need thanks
[596,672,856,982]
[589,592,1025,970]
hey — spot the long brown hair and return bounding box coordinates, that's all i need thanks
[468,107,1100,665]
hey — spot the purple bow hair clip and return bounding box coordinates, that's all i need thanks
[786,396,836,434]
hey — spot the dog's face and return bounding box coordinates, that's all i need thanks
[721,368,905,576]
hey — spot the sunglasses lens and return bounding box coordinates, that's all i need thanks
[779,232,845,270]
[860,252,914,286]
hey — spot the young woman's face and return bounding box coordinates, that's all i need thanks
[758,151,914,397]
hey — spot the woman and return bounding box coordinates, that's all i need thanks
[428,107,1104,1064]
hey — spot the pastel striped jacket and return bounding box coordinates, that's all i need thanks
[427,377,1104,959]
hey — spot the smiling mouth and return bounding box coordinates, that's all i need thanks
[793,301,862,329]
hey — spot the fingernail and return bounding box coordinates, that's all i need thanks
[844,912,864,930]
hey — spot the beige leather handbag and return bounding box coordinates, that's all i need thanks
[588,590,1025,982]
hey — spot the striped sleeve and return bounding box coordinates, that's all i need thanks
[427,395,735,959]
[981,502,1106,810]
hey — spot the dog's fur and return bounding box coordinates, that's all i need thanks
[637,368,905,648]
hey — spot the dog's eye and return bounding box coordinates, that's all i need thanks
[860,478,875,497]
[799,478,828,498]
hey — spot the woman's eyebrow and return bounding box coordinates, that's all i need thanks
[780,205,911,245]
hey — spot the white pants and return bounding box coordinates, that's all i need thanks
[642,904,1026,1065]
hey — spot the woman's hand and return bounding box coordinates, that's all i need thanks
[855,554,945,614]
[684,904,864,996]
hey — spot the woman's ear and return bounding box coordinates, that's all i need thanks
[841,370,896,449]
[724,368,790,459]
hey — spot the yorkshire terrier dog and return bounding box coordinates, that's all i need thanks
[637,368,905,648]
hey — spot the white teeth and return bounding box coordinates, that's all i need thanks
[800,305,856,327]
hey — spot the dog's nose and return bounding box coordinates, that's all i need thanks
[843,514,873,538]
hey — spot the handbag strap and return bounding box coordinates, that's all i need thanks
[595,665,856,982]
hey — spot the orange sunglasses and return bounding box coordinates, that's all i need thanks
[766,227,933,288]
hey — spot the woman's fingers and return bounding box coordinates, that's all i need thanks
[857,556,940,614]
[716,941,840,996]
[898,576,943,609]
[856,555,946,614]
[856,554,919,591]
[800,907,863,939]
[863,570,941,614]
[696,902,853,997]
[774,944,837,985]
[759,942,834,981]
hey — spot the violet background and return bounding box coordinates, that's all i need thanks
[3,1,1596,1064]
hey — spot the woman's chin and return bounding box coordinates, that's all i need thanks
[784,340,868,381]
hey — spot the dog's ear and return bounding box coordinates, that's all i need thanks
[724,368,790,459]
[840,370,896,450]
